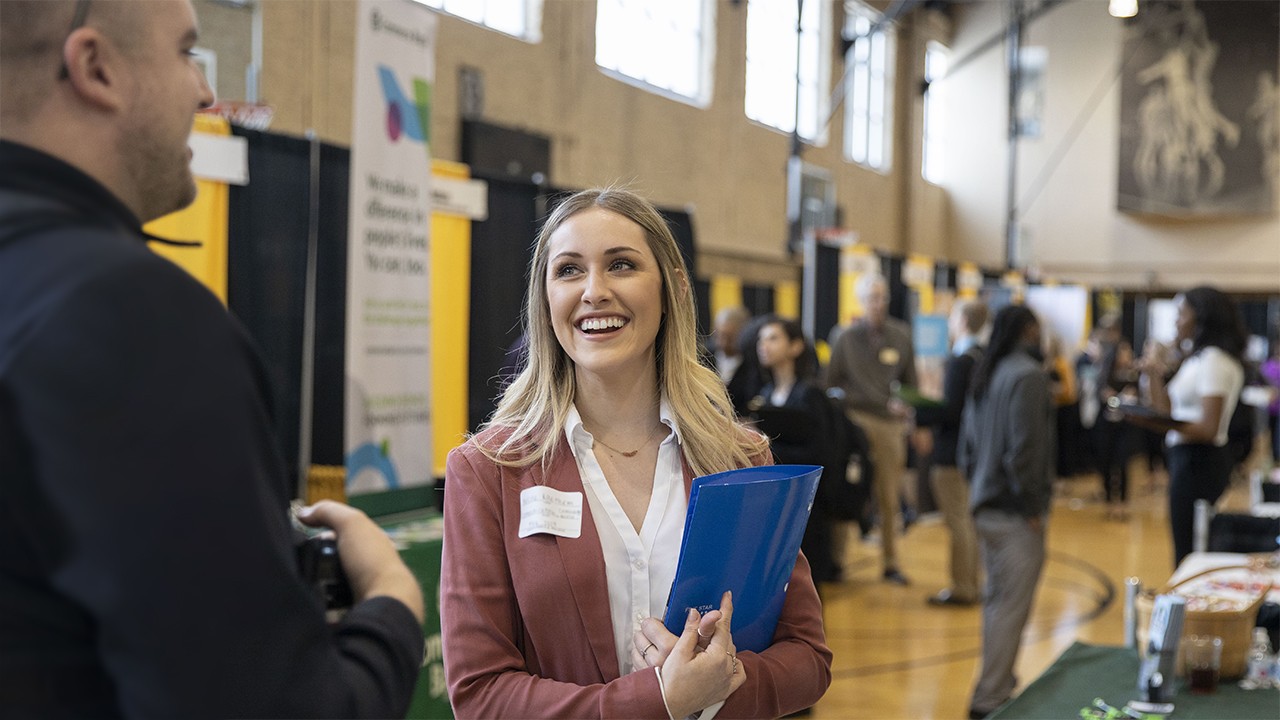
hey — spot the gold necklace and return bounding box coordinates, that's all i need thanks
[592,425,663,458]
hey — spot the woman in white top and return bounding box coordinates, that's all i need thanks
[440,188,831,719]
[1140,286,1247,567]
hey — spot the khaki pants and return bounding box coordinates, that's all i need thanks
[849,410,907,572]
[928,465,980,601]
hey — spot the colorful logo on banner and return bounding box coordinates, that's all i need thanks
[347,439,400,489]
[377,65,431,145]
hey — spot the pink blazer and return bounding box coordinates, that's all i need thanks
[441,428,832,719]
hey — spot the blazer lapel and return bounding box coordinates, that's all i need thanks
[542,438,619,681]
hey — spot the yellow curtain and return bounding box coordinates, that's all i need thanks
[710,274,744,319]
[430,160,473,478]
[773,280,800,319]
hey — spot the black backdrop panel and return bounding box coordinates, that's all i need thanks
[811,243,840,344]
[227,128,309,488]
[467,178,540,430]
[741,284,774,317]
[461,120,551,184]
[1241,300,1269,339]
[227,128,351,484]
[884,256,909,322]
[694,279,712,340]
[311,144,352,466]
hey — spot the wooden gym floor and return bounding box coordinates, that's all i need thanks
[809,457,1257,719]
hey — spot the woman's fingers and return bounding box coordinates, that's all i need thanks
[706,592,735,652]
[659,606,741,717]
[696,610,721,651]
[636,616,685,666]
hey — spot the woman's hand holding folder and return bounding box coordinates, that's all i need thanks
[632,608,720,669]
[633,591,745,718]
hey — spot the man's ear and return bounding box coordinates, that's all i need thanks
[63,28,127,112]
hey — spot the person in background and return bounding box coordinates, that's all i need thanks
[915,299,988,608]
[750,315,839,586]
[1261,330,1280,463]
[959,305,1054,720]
[1074,329,1106,478]
[712,305,753,413]
[0,1,425,716]
[1089,338,1141,520]
[1137,286,1247,567]
[440,188,831,718]
[827,273,917,585]
[730,312,773,419]
[1136,337,1176,490]
[1044,332,1078,480]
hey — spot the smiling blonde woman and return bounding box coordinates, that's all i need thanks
[441,187,831,719]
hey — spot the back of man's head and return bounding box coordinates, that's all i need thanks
[0,1,139,128]
[957,300,988,337]
[2,0,214,223]
[1,2,72,126]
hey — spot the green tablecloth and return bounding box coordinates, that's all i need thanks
[383,513,451,719]
[991,642,1279,719]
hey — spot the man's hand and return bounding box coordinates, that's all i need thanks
[298,500,425,623]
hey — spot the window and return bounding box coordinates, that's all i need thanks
[744,0,830,141]
[844,1,894,171]
[595,0,715,105]
[922,41,948,184]
[415,0,542,42]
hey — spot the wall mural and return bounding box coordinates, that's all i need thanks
[1118,0,1279,217]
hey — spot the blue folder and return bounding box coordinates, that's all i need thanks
[662,464,822,653]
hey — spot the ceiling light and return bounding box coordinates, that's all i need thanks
[1109,0,1138,18]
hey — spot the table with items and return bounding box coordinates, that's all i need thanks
[988,641,1278,719]
[382,512,451,720]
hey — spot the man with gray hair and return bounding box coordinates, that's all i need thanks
[827,272,917,584]
[1,1,423,715]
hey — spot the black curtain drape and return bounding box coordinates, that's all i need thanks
[227,128,351,488]
[810,243,840,344]
[742,284,775,318]
[466,177,540,431]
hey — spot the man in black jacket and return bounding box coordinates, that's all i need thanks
[0,1,423,716]
[914,299,987,607]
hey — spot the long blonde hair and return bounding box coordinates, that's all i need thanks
[476,187,767,476]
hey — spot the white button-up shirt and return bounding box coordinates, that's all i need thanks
[564,400,685,677]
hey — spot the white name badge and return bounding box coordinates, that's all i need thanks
[518,486,583,539]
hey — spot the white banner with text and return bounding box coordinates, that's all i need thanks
[345,0,437,494]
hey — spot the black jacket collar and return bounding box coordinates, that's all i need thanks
[0,139,142,234]
[0,140,199,247]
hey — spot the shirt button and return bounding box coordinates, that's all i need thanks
[634,558,646,570]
